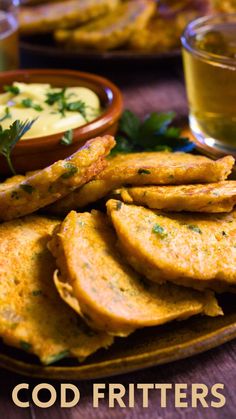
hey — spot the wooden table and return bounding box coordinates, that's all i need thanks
[1,60,235,419]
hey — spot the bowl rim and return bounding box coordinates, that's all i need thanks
[0,68,123,152]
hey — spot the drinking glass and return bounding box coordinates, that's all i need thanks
[0,0,19,71]
[181,14,236,153]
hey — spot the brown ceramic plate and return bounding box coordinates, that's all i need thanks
[0,69,123,175]
[0,294,235,379]
[20,37,181,64]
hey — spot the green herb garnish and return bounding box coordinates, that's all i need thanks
[61,162,78,179]
[152,224,168,238]
[112,110,194,155]
[20,340,31,351]
[20,184,35,194]
[45,88,66,105]
[32,290,42,296]
[66,100,87,119]
[21,98,43,112]
[0,119,36,174]
[116,201,122,210]
[45,350,70,365]
[4,85,20,95]
[138,169,151,175]
[60,129,73,146]
[45,89,88,119]
[187,225,202,234]
[0,106,11,122]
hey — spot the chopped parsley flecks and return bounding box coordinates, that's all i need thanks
[21,98,43,112]
[138,169,151,175]
[32,290,43,296]
[187,225,202,234]
[45,88,88,119]
[116,201,122,211]
[4,85,20,95]
[152,223,168,238]
[61,162,78,179]
[20,340,32,351]
[20,184,35,194]
[45,88,66,106]
[60,129,73,146]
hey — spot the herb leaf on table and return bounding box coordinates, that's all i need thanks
[112,110,194,155]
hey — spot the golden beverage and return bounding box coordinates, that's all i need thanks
[182,15,236,151]
[0,10,19,71]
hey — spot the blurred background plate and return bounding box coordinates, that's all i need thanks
[20,38,181,70]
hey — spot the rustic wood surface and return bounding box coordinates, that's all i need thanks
[0,60,235,418]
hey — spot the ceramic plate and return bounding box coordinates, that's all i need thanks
[0,294,235,379]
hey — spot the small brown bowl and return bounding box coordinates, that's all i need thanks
[0,69,123,175]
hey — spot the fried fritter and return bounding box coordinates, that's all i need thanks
[0,135,115,221]
[47,152,234,214]
[210,0,236,13]
[0,216,112,364]
[107,200,236,292]
[120,181,236,213]
[48,210,222,337]
[55,0,156,50]
[128,11,197,52]
[19,0,119,35]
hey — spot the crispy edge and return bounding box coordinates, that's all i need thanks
[56,0,156,50]
[120,182,236,213]
[0,135,115,221]
[46,154,235,215]
[107,199,236,293]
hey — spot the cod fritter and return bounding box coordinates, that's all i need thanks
[48,210,221,337]
[47,152,234,214]
[0,135,115,221]
[0,216,112,364]
[19,0,119,35]
[107,200,236,293]
[120,181,236,213]
[128,11,198,52]
[55,0,156,50]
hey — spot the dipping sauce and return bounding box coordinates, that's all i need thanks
[0,82,101,139]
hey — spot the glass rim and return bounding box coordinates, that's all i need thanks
[181,12,236,67]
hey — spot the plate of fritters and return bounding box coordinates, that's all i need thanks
[1,133,236,379]
[19,0,215,65]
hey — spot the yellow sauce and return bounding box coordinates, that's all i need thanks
[0,82,101,139]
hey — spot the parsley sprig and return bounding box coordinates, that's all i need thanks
[45,88,88,120]
[0,119,35,174]
[112,110,194,155]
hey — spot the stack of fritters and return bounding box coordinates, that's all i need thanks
[19,0,216,53]
[0,134,236,364]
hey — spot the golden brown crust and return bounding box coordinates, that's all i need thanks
[120,181,236,213]
[48,210,222,336]
[0,215,112,364]
[20,0,120,34]
[47,152,234,214]
[54,0,156,50]
[0,135,115,221]
[107,200,236,292]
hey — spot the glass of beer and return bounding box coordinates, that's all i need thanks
[181,14,236,153]
[0,0,19,71]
